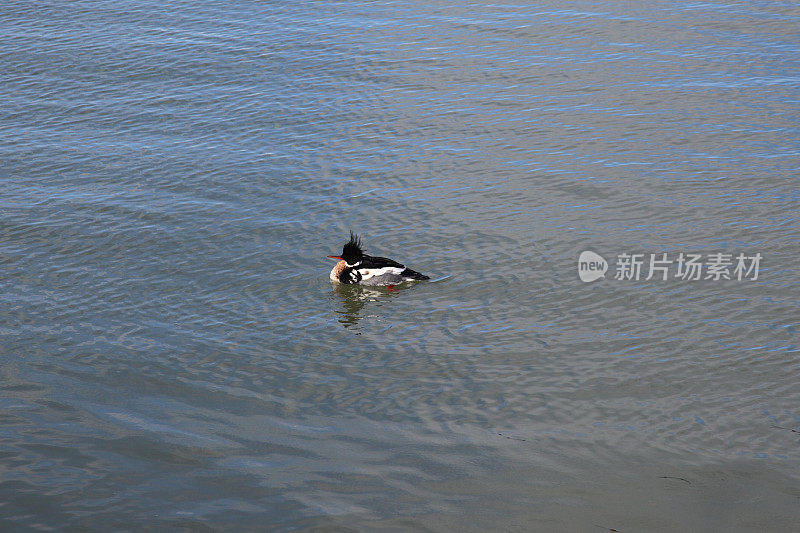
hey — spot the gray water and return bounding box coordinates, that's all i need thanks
[2,1,800,530]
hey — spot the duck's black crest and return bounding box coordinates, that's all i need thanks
[347,231,362,252]
[341,231,364,264]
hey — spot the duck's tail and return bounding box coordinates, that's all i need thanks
[401,268,429,281]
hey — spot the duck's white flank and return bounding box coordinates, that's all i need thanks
[358,266,404,281]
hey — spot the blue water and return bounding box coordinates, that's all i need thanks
[2,1,800,530]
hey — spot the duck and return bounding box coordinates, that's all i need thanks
[327,232,429,286]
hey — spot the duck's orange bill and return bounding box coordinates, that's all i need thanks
[327,255,343,260]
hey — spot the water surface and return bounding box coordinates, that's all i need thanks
[2,0,799,530]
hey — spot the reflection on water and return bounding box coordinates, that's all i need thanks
[331,282,405,330]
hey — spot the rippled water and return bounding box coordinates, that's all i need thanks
[2,1,800,530]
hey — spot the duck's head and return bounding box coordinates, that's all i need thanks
[327,231,363,266]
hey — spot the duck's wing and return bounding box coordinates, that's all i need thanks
[353,255,406,284]
[361,254,405,269]
[354,254,429,285]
